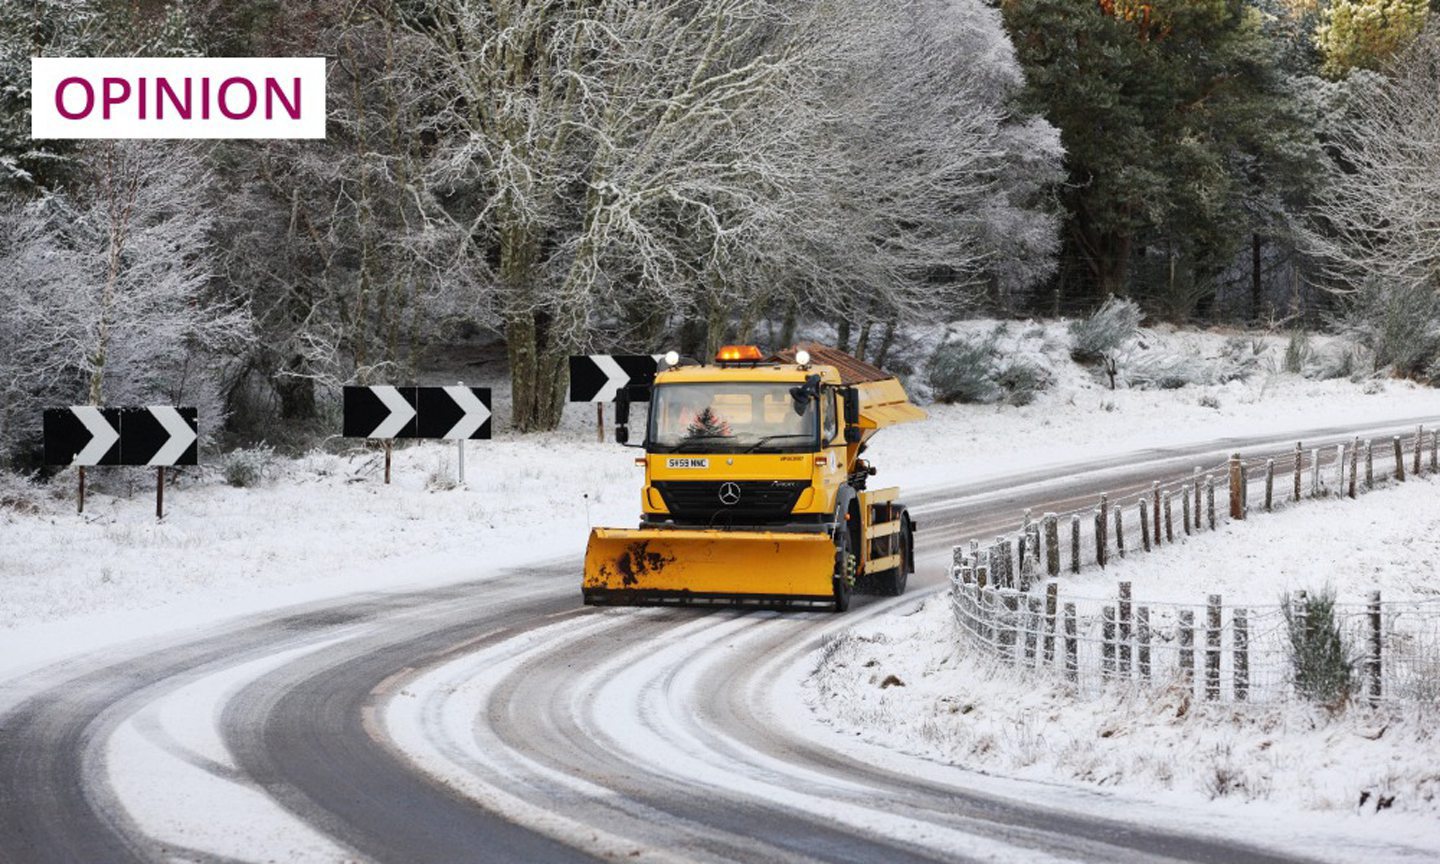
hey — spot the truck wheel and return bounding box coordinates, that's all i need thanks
[875,513,912,597]
[833,529,855,613]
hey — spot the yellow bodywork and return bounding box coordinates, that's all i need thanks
[582,352,923,608]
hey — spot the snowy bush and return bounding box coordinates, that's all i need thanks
[994,357,1052,406]
[1282,589,1354,705]
[222,445,276,488]
[926,327,1054,406]
[927,333,1002,404]
[1283,331,1311,374]
[1341,281,1440,381]
[1118,347,1213,390]
[1069,297,1142,363]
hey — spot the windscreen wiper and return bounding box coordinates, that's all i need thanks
[673,434,734,452]
[743,433,816,452]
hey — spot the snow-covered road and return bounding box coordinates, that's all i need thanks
[2,417,1437,863]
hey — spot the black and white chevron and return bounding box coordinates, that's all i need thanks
[568,354,662,403]
[343,386,492,440]
[43,406,198,467]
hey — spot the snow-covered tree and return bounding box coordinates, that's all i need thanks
[404,0,1060,430]
[1304,25,1440,292]
[0,142,251,452]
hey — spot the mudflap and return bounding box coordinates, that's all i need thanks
[582,527,837,607]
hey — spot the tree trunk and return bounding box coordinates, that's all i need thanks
[277,355,317,420]
[779,299,799,349]
[836,317,851,353]
[874,318,898,368]
[506,311,566,432]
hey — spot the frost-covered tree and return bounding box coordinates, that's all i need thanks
[2,143,251,442]
[794,0,1062,358]
[405,0,1060,430]
[1305,26,1440,292]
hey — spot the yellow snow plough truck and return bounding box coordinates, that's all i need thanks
[582,343,925,612]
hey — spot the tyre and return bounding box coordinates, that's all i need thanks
[875,512,912,597]
[832,526,855,612]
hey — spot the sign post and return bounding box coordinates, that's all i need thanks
[343,385,492,483]
[43,405,199,518]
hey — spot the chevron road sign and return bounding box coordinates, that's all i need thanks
[342,386,492,441]
[43,406,197,467]
[568,355,663,403]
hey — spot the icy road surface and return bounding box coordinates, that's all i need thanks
[1,418,1438,863]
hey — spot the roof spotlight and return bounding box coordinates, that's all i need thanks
[795,349,811,367]
[663,350,680,367]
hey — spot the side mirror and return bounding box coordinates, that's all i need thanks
[615,390,631,426]
[843,387,860,425]
[844,426,862,444]
[616,424,630,445]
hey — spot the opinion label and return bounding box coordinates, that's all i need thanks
[31,57,326,139]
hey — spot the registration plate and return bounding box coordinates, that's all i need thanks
[666,458,709,469]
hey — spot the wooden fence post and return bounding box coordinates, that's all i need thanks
[1163,494,1174,543]
[1044,513,1060,577]
[1098,494,1109,566]
[1137,606,1152,683]
[1311,448,1321,496]
[1113,506,1125,559]
[1229,454,1244,520]
[1394,436,1406,482]
[1094,509,1106,568]
[1366,439,1374,489]
[1206,479,1216,530]
[1139,498,1152,552]
[1118,581,1133,677]
[1179,610,1195,688]
[1293,442,1303,502]
[1415,426,1423,477]
[1000,590,1019,662]
[1265,458,1275,512]
[1205,595,1222,701]
[1025,595,1042,664]
[980,585,995,648]
[1335,444,1345,495]
[1044,581,1058,664]
[1234,607,1249,702]
[1063,602,1078,682]
[1070,515,1081,574]
[1367,590,1382,707]
[1432,430,1438,474]
[1151,481,1162,545]
[1193,467,1202,521]
[1102,606,1116,679]
[1350,437,1359,499]
[1182,485,1193,536]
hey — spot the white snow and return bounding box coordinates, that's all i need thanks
[804,476,1440,846]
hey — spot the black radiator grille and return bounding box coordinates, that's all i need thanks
[653,480,808,524]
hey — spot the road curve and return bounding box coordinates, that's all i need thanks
[1,417,1436,863]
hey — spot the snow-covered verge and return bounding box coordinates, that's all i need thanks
[0,425,637,629]
[806,477,1440,831]
[1058,473,1440,605]
[868,319,1440,495]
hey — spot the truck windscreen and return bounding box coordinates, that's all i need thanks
[647,382,819,453]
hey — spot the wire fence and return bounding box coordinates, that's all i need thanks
[947,425,1440,706]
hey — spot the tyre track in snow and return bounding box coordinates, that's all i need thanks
[0,416,1435,862]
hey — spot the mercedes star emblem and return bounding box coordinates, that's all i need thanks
[718,482,742,506]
